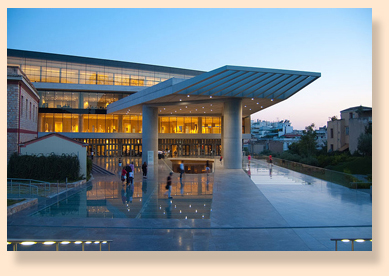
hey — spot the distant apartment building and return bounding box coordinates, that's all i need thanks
[251,119,293,139]
[316,126,327,150]
[327,106,372,154]
[250,119,301,154]
[7,66,40,161]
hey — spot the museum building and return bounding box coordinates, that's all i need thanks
[7,49,320,169]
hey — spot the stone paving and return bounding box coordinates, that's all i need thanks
[7,157,372,251]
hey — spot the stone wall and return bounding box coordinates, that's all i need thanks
[7,66,39,162]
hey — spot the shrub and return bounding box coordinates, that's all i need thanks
[300,156,319,166]
[87,157,93,180]
[7,153,81,182]
[280,151,301,162]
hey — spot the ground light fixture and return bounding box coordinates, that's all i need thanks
[331,238,372,251]
[7,239,112,251]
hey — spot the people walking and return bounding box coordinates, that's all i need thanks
[128,166,134,185]
[220,155,223,164]
[164,171,173,199]
[142,161,148,178]
[121,167,127,183]
[269,155,273,167]
[248,154,251,165]
[206,160,210,175]
[124,163,132,185]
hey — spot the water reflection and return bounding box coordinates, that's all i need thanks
[32,157,213,219]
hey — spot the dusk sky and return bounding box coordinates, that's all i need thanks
[7,8,372,130]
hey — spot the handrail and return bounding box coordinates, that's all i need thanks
[248,156,371,189]
[7,178,69,198]
[7,239,113,251]
[330,238,372,251]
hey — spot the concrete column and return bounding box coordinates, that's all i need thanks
[221,115,224,158]
[142,105,158,167]
[222,98,242,169]
[79,115,83,133]
[118,115,123,133]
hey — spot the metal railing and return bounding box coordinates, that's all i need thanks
[7,178,70,198]
[331,238,372,251]
[7,239,112,251]
[250,156,371,189]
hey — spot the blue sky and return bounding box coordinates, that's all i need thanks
[7,8,372,130]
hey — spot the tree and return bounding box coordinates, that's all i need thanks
[357,123,372,156]
[287,123,318,157]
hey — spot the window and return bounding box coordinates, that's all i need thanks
[30,102,32,120]
[330,128,334,139]
[26,99,28,118]
[345,126,349,135]
[21,96,23,116]
[33,104,35,121]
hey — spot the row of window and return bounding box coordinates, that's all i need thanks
[159,116,221,134]
[38,113,223,134]
[8,57,198,87]
[21,96,38,123]
[73,138,221,157]
[39,90,132,109]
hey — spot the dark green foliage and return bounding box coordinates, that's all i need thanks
[357,123,372,156]
[260,149,272,156]
[277,122,371,176]
[287,123,318,157]
[325,156,372,175]
[7,199,25,206]
[7,152,81,182]
[300,156,319,166]
[357,133,372,156]
[317,152,350,168]
[87,157,93,180]
[279,151,301,162]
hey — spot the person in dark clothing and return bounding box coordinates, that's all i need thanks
[142,161,148,178]
[164,171,173,199]
[124,163,132,185]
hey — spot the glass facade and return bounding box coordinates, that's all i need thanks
[7,56,198,87]
[39,90,129,109]
[39,114,223,134]
[8,50,227,158]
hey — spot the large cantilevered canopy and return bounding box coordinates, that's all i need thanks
[107,65,320,117]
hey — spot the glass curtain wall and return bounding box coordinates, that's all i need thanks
[39,91,124,110]
[7,56,198,87]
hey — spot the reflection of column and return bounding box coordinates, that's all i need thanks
[79,188,88,217]
[223,98,242,169]
[198,117,202,134]
[198,174,202,194]
[142,105,158,168]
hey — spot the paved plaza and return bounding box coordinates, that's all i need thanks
[7,157,372,251]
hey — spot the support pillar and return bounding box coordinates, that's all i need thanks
[142,105,158,167]
[222,98,242,169]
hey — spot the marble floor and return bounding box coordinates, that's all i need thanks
[7,156,372,251]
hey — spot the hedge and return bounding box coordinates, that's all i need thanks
[7,153,81,182]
